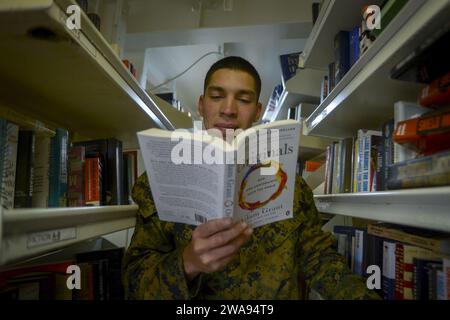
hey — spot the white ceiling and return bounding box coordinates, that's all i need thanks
[115,0,313,120]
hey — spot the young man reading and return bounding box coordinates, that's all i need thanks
[122,56,378,300]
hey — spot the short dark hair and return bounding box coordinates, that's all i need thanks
[203,56,261,100]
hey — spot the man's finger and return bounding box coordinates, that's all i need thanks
[200,226,254,263]
[199,221,247,251]
[194,218,234,238]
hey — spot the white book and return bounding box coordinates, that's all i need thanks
[0,120,19,209]
[32,134,51,208]
[137,120,300,228]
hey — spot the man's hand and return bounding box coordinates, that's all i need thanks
[182,218,253,282]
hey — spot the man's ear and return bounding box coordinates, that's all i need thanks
[198,95,204,117]
[254,102,262,121]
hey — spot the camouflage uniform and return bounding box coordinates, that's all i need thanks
[122,173,379,300]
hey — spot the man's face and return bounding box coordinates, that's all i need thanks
[198,68,262,137]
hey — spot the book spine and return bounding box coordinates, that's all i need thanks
[334,31,350,84]
[354,229,365,276]
[106,138,124,205]
[68,146,85,207]
[85,157,101,206]
[395,243,405,300]
[387,151,450,190]
[48,128,68,207]
[14,130,35,208]
[328,63,335,95]
[382,241,397,300]
[223,162,235,219]
[0,121,19,209]
[32,134,51,208]
[349,26,360,67]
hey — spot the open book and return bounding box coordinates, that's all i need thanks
[137,119,300,228]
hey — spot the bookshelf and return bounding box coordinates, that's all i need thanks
[0,0,192,149]
[301,0,386,70]
[296,0,450,233]
[0,205,137,266]
[272,88,320,121]
[0,0,190,266]
[315,187,450,233]
[298,0,448,138]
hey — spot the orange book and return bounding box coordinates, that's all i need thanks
[85,157,101,206]
[419,72,450,108]
[393,109,450,155]
[304,160,323,172]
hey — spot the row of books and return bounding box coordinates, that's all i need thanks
[323,96,450,194]
[333,222,450,300]
[0,118,138,209]
[320,0,409,103]
[0,248,124,300]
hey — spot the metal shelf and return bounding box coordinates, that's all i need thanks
[302,0,385,69]
[0,0,191,148]
[314,187,450,232]
[303,0,449,138]
[0,205,138,266]
[272,88,320,122]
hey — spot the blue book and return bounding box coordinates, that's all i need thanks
[48,128,69,207]
[334,31,350,83]
[382,241,397,300]
[349,26,360,67]
[279,52,301,86]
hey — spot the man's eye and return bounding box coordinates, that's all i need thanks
[238,99,251,103]
[211,96,223,100]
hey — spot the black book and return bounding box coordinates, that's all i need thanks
[391,29,450,83]
[75,248,124,300]
[14,130,35,208]
[74,138,124,205]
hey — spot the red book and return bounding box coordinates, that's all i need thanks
[393,108,450,155]
[85,157,101,206]
[419,72,450,108]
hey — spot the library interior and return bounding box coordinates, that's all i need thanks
[0,0,449,302]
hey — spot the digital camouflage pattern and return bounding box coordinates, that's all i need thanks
[122,173,380,300]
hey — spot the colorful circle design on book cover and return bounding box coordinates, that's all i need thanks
[238,161,287,211]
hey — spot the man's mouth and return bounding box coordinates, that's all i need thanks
[213,124,238,138]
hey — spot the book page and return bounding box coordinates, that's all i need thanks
[233,120,300,228]
[137,130,227,225]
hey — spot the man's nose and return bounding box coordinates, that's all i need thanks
[220,97,238,117]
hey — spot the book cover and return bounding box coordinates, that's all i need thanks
[137,120,300,228]
[0,119,19,209]
[279,52,301,87]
